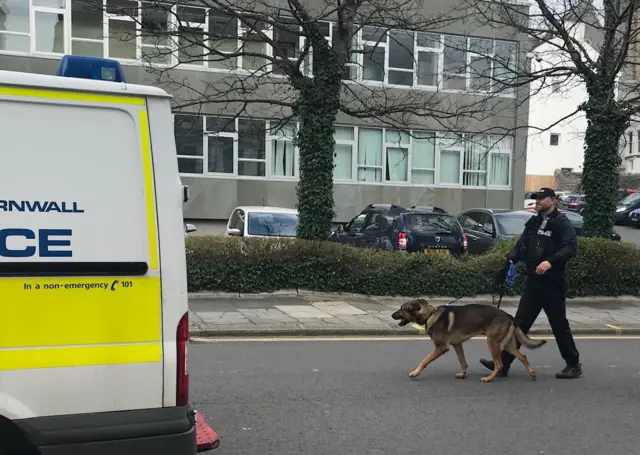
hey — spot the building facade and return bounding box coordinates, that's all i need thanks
[0,0,531,233]
[525,19,601,185]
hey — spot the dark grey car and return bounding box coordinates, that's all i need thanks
[457,208,621,255]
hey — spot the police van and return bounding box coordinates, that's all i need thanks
[0,56,208,454]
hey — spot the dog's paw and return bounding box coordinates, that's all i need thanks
[408,370,421,378]
[480,376,493,383]
[455,372,467,379]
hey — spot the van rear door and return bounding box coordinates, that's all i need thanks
[0,87,163,418]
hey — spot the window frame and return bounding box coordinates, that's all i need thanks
[333,125,357,181]
[414,32,442,89]
[410,131,436,185]
[384,129,410,183]
[173,113,205,175]
[31,0,69,56]
[205,115,238,175]
[462,134,489,187]
[266,120,298,179]
[172,114,514,189]
[488,135,512,188]
[436,133,465,186]
[2,4,520,98]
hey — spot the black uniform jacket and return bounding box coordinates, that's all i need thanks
[506,208,578,283]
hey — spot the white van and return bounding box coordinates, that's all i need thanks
[0,56,202,454]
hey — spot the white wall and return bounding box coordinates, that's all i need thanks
[620,121,640,174]
[526,23,595,176]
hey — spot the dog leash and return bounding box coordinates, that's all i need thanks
[444,296,464,306]
[492,261,517,308]
[444,262,516,309]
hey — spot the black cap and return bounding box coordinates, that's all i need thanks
[532,187,556,200]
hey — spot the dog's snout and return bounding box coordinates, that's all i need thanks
[391,310,403,320]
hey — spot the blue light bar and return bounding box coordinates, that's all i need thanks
[56,55,126,83]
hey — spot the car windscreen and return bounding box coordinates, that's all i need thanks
[247,212,298,237]
[405,213,461,234]
[620,192,640,205]
[495,212,534,235]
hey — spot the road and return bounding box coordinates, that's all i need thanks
[191,337,640,455]
[618,225,640,245]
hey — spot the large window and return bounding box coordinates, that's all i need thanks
[175,114,289,178]
[173,115,513,187]
[1,3,518,96]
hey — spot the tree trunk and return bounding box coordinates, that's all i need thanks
[294,38,342,240]
[581,83,627,237]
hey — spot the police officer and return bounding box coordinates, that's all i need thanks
[479,188,582,379]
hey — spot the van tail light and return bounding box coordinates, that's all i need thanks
[176,311,189,407]
[398,232,407,250]
[462,234,468,253]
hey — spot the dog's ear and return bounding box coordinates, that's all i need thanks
[409,301,421,312]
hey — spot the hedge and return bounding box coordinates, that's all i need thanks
[185,236,640,297]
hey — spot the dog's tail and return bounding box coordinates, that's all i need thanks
[514,326,547,349]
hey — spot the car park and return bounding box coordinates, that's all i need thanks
[629,208,640,228]
[225,206,298,238]
[458,208,621,255]
[329,204,467,256]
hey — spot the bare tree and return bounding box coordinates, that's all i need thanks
[465,0,640,238]
[88,0,525,240]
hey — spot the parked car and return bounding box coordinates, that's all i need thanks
[629,207,640,228]
[619,188,639,199]
[523,191,537,210]
[184,223,197,237]
[563,195,587,214]
[329,204,467,256]
[225,206,298,238]
[614,192,640,225]
[458,208,620,255]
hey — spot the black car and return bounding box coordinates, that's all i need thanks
[329,204,468,256]
[614,192,640,225]
[457,208,621,255]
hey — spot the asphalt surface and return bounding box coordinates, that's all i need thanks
[191,337,640,455]
[618,225,640,245]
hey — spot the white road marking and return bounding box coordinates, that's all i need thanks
[190,335,640,343]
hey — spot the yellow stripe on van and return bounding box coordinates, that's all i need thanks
[0,343,162,371]
[0,86,145,105]
[139,109,159,271]
[0,277,161,348]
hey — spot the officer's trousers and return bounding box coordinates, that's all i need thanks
[502,274,580,367]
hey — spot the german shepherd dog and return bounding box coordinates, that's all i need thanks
[391,299,547,383]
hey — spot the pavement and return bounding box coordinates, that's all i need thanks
[188,293,640,337]
[191,337,640,455]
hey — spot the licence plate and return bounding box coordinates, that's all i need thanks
[424,249,450,255]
